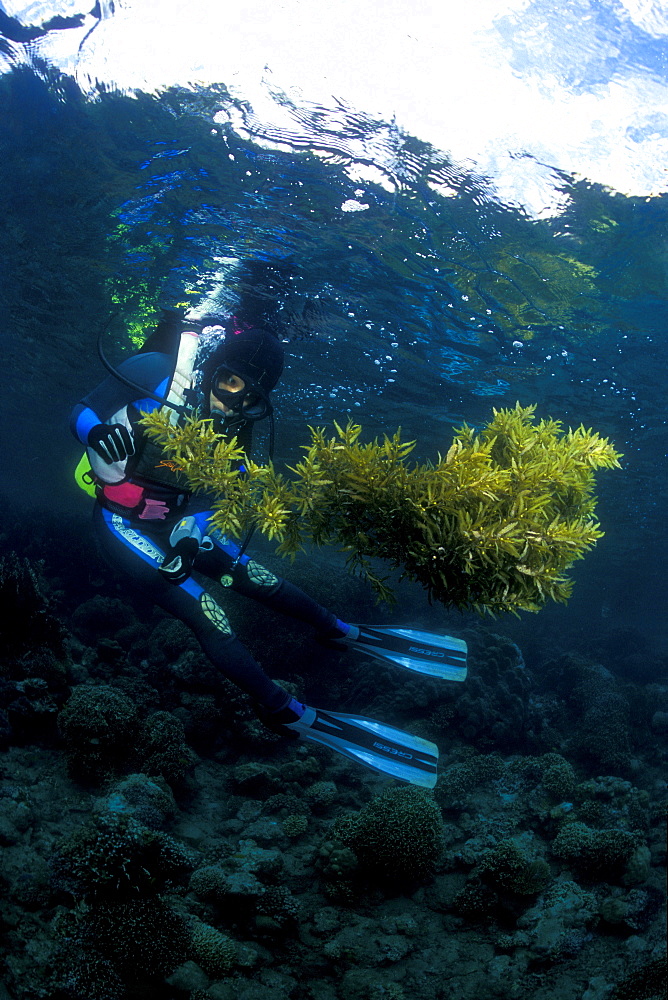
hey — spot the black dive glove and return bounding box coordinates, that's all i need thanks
[88,423,135,464]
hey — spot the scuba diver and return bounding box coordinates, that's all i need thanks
[70,294,467,788]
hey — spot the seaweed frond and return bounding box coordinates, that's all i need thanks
[139,403,621,616]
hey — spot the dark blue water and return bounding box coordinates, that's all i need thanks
[1,60,665,642]
[0,8,666,1000]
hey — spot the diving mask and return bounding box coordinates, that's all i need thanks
[209,364,273,424]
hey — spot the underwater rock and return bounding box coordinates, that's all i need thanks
[599,885,665,933]
[99,773,177,829]
[432,631,540,754]
[70,594,137,645]
[166,960,210,993]
[608,955,667,1000]
[0,551,65,660]
[621,844,652,887]
[514,877,598,959]
[227,839,284,881]
[242,814,288,846]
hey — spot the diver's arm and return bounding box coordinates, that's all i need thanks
[70,352,174,483]
[72,352,174,430]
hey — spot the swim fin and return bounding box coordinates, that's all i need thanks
[334,624,468,682]
[285,707,439,788]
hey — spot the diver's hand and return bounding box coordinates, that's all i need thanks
[88,423,135,464]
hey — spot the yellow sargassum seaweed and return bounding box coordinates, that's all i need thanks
[140,404,621,615]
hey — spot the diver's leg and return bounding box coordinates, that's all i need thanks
[193,522,347,636]
[93,507,291,711]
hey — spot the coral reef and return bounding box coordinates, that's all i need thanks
[539,753,577,799]
[282,812,309,837]
[536,653,636,775]
[331,786,444,885]
[434,630,539,752]
[188,917,237,977]
[551,821,639,879]
[51,811,196,900]
[70,594,138,645]
[58,684,141,782]
[474,837,551,897]
[0,510,664,1000]
[57,685,199,787]
[82,896,188,977]
[138,709,198,784]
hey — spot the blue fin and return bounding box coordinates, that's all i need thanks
[339,625,467,682]
[286,708,439,788]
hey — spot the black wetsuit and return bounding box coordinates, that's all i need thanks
[71,350,339,712]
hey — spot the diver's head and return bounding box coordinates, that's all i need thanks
[201,321,284,431]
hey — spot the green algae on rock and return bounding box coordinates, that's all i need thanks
[140,403,621,615]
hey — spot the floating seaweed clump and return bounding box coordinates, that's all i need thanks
[141,403,621,615]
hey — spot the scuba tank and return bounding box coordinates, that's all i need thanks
[164,330,200,419]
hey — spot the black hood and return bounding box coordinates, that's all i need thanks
[201,323,285,396]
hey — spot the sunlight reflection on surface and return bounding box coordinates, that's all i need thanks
[2,0,667,215]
